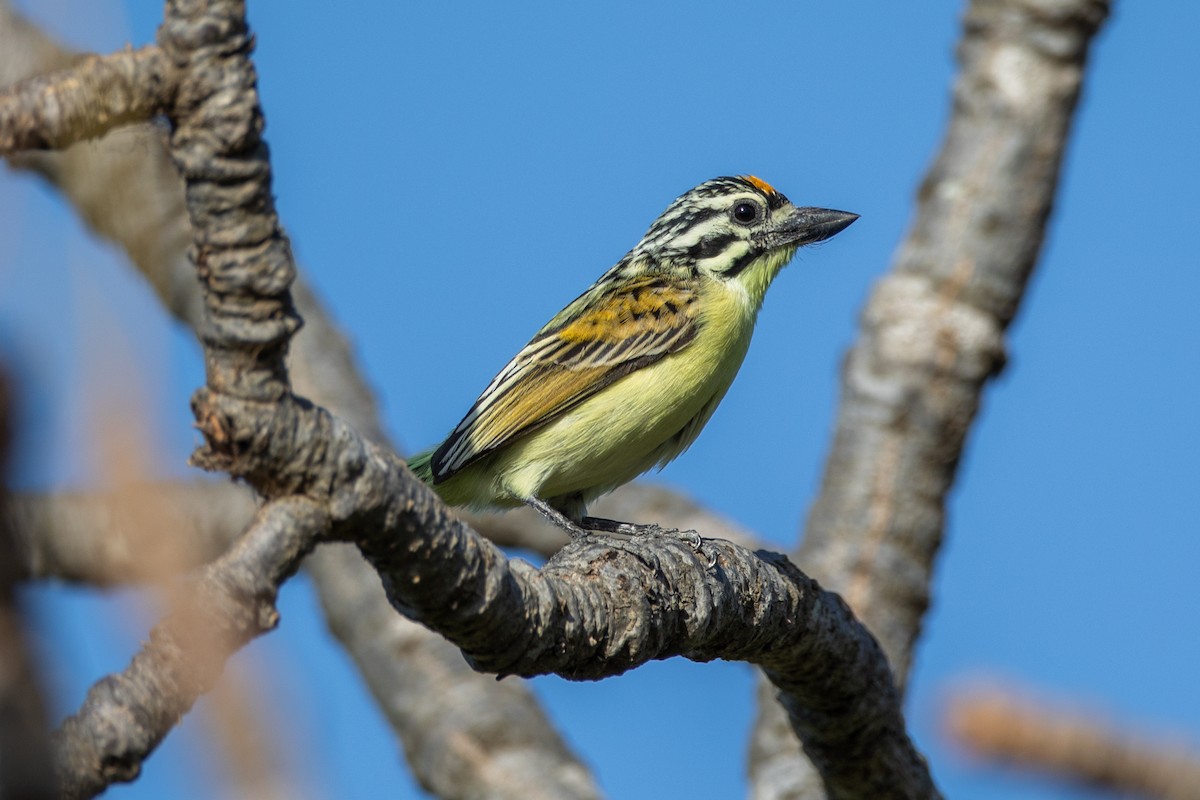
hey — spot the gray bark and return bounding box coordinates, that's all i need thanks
[748,0,1112,796]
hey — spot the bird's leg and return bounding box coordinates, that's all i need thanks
[526,498,717,567]
[579,516,652,536]
[524,496,591,541]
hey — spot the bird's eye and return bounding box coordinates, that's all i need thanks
[731,201,761,225]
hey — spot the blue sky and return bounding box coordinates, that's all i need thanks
[2,1,1198,798]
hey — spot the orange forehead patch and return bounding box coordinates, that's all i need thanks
[742,175,777,196]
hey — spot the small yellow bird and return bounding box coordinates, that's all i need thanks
[410,175,856,540]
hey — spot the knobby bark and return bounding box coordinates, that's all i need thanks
[748,0,1112,797]
[2,1,937,798]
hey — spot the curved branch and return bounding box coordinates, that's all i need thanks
[213,387,939,797]
[154,0,937,793]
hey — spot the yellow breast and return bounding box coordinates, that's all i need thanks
[484,277,757,506]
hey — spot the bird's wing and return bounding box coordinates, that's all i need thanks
[431,273,700,480]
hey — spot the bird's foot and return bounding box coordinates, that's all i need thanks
[583,517,718,569]
[523,499,718,567]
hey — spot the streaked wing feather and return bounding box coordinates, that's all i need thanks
[431,274,699,479]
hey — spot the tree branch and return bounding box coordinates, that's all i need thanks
[196,380,939,796]
[947,686,1200,800]
[9,482,255,585]
[166,0,937,794]
[748,0,1112,795]
[52,496,327,799]
[0,44,172,152]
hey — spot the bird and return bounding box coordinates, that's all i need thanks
[408,175,857,541]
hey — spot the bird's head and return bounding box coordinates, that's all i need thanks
[631,175,858,305]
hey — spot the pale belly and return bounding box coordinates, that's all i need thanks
[486,318,753,506]
[431,279,763,513]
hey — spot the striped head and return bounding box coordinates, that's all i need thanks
[625,176,858,302]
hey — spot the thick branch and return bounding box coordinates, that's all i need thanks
[948,687,1200,800]
[0,45,173,152]
[215,387,938,797]
[750,1,1111,796]
[361,463,935,797]
[52,497,327,799]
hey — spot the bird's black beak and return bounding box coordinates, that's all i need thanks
[768,207,859,248]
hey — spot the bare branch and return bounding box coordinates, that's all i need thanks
[947,686,1200,800]
[803,0,1110,686]
[10,482,254,585]
[329,413,937,798]
[0,45,173,152]
[749,0,1112,795]
[52,496,328,800]
[153,0,937,793]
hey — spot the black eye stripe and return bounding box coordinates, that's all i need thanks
[718,248,760,277]
[686,232,738,259]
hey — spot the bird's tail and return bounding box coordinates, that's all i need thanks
[407,449,435,484]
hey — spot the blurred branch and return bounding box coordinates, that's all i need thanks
[0,368,57,798]
[10,482,255,585]
[0,44,172,152]
[53,497,327,800]
[749,0,1112,796]
[947,686,1200,800]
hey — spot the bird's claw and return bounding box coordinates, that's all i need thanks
[632,525,717,569]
